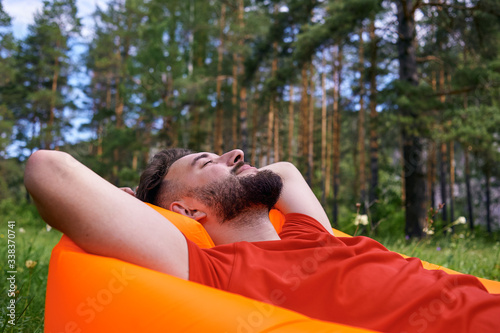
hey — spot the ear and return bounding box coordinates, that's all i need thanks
[170,202,207,222]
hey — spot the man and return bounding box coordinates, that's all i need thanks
[25,149,499,333]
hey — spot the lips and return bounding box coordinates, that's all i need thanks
[231,162,256,175]
[237,164,256,175]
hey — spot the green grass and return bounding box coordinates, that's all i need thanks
[375,231,500,281]
[0,201,61,333]
[0,204,498,332]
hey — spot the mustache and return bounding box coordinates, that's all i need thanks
[231,161,247,175]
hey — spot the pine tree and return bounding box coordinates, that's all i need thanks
[0,0,16,156]
[16,0,81,152]
[396,0,426,238]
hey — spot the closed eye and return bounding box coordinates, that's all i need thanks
[202,160,213,167]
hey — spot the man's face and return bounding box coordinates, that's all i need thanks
[166,150,283,222]
[166,149,257,187]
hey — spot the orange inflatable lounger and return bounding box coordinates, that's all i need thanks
[44,204,500,333]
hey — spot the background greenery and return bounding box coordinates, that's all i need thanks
[1,0,499,236]
[0,0,499,331]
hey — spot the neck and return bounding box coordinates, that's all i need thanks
[205,209,281,245]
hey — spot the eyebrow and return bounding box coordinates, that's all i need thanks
[191,153,209,167]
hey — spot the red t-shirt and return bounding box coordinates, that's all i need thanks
[187,213,499,333]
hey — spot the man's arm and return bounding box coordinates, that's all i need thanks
[260,162,334,235]
[24,150,189,279]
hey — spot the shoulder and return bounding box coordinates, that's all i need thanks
[280,213,332,239]
[186,238,236,289]
[260,163,334,235]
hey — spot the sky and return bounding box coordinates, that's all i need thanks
[3,0,108,40]
[3,0,109,152]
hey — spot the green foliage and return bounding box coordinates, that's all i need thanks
[448,106,500,164]
[10,0,81,153]
[1,0,500,236]
[376,230,500,281]
[0,199,44,228]
[0,214,61,332]
[0,158,26,201]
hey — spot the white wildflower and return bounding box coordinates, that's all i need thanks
[25,260,37,269]
[354,214,369,226]
[423,227,434,235]
[19,227,25,233]
[456,216,466,225]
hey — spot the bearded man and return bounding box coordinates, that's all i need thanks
[24,149,499,333]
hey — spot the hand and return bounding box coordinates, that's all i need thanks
[120,187,136,197]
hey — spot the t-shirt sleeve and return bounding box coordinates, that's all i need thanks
[185,237,235,290]
[279,213,331,239]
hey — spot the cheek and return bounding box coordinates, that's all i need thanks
[195,167,229,186]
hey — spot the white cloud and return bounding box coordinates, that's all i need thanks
[3,0,43,38]
[3,0,108,39]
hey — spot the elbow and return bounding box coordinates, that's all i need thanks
[25,150,48,192]
[24,150,69,196]
[24,150,43,193]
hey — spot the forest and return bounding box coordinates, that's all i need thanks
[1,0,499,237]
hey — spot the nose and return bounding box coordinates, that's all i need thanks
[219,149,244,166]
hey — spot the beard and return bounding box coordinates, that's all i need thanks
[189,170,283,223]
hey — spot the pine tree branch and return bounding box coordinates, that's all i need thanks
[432,87,475,97]
[416,2,478,12]
[431,84,500,98]
[412,0,422,16]
[416,55,442,63]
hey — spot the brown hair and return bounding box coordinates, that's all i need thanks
[136,148,193,207]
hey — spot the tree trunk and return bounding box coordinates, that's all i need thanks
[114,77,124,185]
[106,74,112,108]
[462,53,473,231]
[143,121,152,166]
[274,102,280,162]
[214,3,226,155]
[238,0,248,156]
[240,85,249,155]
[250,89,259,166]
[267,97,275,164]
[325,93,332,201]
[132,151,138,171]
[485,166,491,233]
[267,42,278,164]
[428,71,437,210]
[427,142,437,209]
[300,62,309,173]
[332,44,342,227]
[439,67,449,223]
[449,140,455,222]
[115,87,124,130]
[232,53,239,149]
[188,102,199,151]
[439,142,448,223]
[400,136,406,204]
[397,0,426,238]
[358,28,366,212]
[162,72,177,147]
[368,19,379,210]
[464,146,474,230]
[288,85,295,163]
[48,49,59,150]
[321,54,327,206]
[307,64,315,186]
